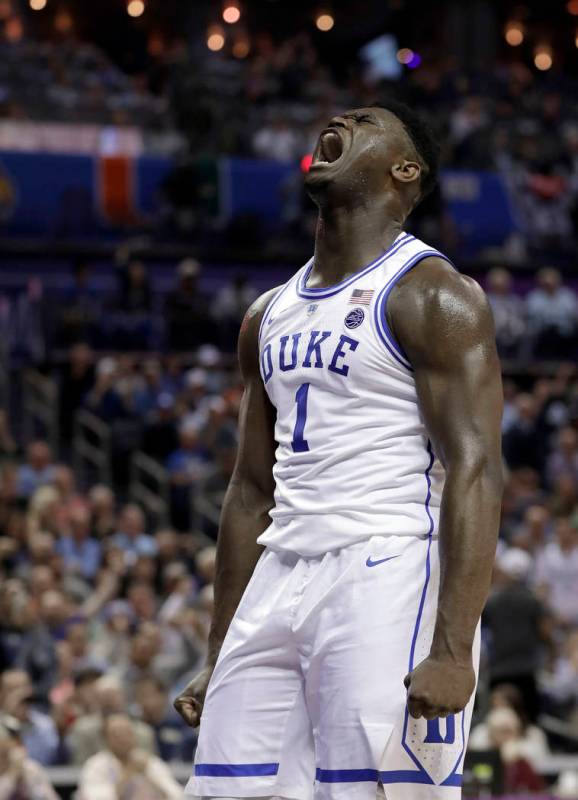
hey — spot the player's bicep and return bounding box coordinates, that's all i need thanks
[232,291,278,499]
[392,264,502,468]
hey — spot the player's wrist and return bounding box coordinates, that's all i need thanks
[428,640,473,669]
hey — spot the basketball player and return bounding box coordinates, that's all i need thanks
[175,100,503,800]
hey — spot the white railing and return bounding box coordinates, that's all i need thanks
[73,410,112,486]
[22,370,59,452]
[129,451,170,526]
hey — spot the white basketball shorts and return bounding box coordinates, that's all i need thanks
[186,534,480,800]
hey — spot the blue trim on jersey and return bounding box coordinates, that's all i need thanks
[440,707,467,786]
[373,249,454,371]
[195,762,279,777]
[258,279,295,347]
[296,233,414,299]
[401,441,436,777]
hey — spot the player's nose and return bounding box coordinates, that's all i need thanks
[327,116,348,130]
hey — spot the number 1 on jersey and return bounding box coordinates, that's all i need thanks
[292,383,310,452]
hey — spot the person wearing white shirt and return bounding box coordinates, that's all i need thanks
[78,714,182,800]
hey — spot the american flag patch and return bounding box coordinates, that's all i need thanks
[349,288,374,305]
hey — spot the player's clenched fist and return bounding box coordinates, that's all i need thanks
[174,665,214,727]
[404,656,476,720]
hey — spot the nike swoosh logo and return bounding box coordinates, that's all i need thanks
[366,555,401,568]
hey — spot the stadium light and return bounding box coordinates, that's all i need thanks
[223,2,241,24]
[504,22,524,46]
[534,47,552,71]
[397,48,414,64]
[568,0,578,15]
[207,25,225,51]
[29,0,47,10]
[127,0,145,18]
[315,12,334,31]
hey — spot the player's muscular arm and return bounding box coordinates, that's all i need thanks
[389,258,503,720]
[174,289,279,727]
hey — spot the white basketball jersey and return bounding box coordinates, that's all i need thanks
[257,232,452,557]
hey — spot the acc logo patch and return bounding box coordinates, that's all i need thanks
[344,307,365,329]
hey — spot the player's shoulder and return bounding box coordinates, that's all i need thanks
[241,286,283,337]
[394,255,490,321]
[389,255,494,361]
[238,286,283,376]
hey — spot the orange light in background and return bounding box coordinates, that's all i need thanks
[207,25,225,51]
[397,47,414,64]
[222,3,241,24]
[54,9,72,32]
[29,0,47,10]
[575,29,578,47]
[315,12,334,31]
[0,0,12,19]
[148,32,164,56]
[127,0,145,17]
[568,0,578,15]
[504,22,524,46]
[232,37,250,58]
[5,15,22,41]
[534,47,552,71]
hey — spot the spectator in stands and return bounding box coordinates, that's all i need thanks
[511,504,552,552]
[84,357,127,422]
[167,421,209,530]
[483,548,549,720]
[56,505,101,581]
[59,343,96,444]
[88,484,116,540]
[78,714,182,800]
[54,260,99,348]
[67,677,154,766]
[14,591,67,704]
[15,441,56,500]
[212,275,258,351]
[502,394,544,473]
[485,707,546,793]
[534,517,578,628]
[0,670,59,766]
[133,676,196,762]
[90,601,134,670]
[485,267,526,359]
[541,631,578,722]
[134,360,165,416]
[111,260,154,350]
[164,259,212,352]
[0,722,59,800]
[112,504,156,564]
[469,683,550,766]
[141,393,180,463]
[526,268,578,360]
[546,426,578,490]
[253,114,302,161]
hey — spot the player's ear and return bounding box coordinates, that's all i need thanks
[391,159,421,186]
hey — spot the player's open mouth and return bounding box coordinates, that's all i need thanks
[311,128,344,168]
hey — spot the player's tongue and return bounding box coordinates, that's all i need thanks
[319,130,343,163]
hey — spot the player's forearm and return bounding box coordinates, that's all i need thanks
[430,456,502,665]
[207,476,273,665]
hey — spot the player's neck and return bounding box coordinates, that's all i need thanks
[310,206,404,288]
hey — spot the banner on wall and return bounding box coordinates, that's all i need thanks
[0,151,519,253]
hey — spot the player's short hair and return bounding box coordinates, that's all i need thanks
[372,99,440,200]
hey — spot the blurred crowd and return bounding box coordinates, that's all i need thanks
[0,260,577,798]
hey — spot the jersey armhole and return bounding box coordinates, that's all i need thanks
[374,250,457,371]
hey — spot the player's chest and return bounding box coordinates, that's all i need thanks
[259,295,375,390]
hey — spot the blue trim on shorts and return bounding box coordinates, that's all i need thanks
[315,768,462,786]
[195,762,279,777]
